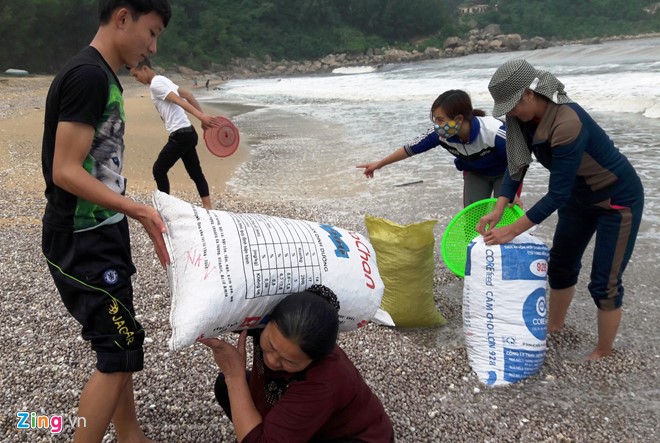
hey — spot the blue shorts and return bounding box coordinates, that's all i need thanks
[547,195,643,311]
[43,218,144,372]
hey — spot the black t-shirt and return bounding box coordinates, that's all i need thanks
[42,46,127,232]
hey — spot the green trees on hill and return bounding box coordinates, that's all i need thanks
[157,0,457,68]
[0,0,460,72]
[1,0,658,73]
[0,0,97,73]
[475,0,660,40]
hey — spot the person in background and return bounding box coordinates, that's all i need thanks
[357,89,521,208]
[477,59,644,360]
[199,285,394,443]
[41,0,171,441]
[130,58,219,209]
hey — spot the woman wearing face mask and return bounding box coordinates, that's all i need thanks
[199,285,394,443]
[357,89,518,207]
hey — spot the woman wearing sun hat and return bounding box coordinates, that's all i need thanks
[476,59,644,360]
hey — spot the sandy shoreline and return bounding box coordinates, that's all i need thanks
[0,74,249,203]
[1,75,658,442]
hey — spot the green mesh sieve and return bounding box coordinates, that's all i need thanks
[440,198,524,278]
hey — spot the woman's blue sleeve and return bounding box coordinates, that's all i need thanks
[403,128,440,156]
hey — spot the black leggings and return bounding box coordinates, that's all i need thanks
[153,127,210,198]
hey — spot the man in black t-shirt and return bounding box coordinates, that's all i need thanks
[41,1,171,441]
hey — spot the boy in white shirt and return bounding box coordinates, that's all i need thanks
[131,59,219,208]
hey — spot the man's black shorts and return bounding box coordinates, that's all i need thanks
[43,218,144,372]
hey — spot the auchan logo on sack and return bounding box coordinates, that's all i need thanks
[348,231,376,290]
[319,224,376,290]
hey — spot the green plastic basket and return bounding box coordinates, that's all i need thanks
[440,198,524,278]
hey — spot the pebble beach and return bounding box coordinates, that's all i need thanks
[0,75,658,442]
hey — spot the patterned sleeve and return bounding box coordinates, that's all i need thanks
[403,127,441,156]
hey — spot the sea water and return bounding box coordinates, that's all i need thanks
[202,37,660,245]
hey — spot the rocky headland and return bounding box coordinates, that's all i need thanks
[169,27,660,83]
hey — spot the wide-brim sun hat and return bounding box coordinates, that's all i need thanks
[488,59,538,117]
[440,198,525,278]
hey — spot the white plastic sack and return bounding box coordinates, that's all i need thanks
[463,233,549,386]
[153,191,388,350]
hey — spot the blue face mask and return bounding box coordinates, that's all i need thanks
[434,120,461,139]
